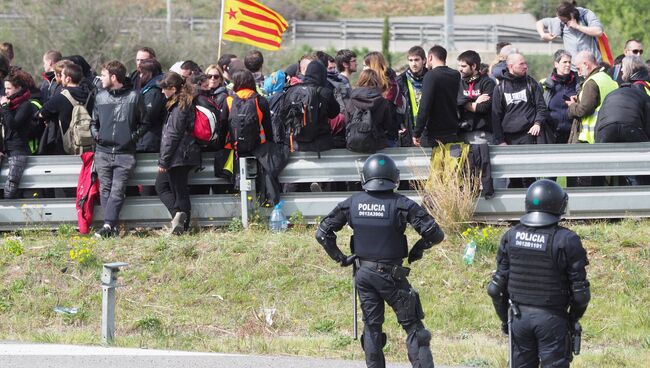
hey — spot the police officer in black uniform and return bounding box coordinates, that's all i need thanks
[487,179,591,367]
[316,153,444,368]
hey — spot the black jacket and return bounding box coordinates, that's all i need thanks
[492,71,548,143]
[541,70,577,134]
[91,82,151,154]
[414,66,460,144]
[348,86,394,150]
[40,85,94,136]
[596,85,650,136]
[39,71,57,104]
[158,101,201,169]
[397,68,427,146]
[136,74,167,153]
[458,73,496,133]
[1,93,35,155]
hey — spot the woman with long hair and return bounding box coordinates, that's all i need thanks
[0,69,38,198]
[346,69,394,151]
[363,52,402,146]
[156,72,201,234]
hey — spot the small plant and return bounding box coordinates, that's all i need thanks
[180,243,199,259]
[57,223,76,237]
[227,217,244,232]
[68,236,97,266]
[3,236,24,256]
[289,210,305,229]
[134,315,164,334]
[461,225,501,254]
[311,318,335,333]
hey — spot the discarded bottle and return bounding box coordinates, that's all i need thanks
[269,201,289,232]
[463,240,477,265]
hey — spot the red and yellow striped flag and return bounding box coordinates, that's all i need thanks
[221,0,288,51]
[597,33,614,66]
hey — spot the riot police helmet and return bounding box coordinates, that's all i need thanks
[520,179,568,227]
[361,153,400,191]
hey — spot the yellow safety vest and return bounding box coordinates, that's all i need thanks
[577,70,618,143]
[407,79,419,122]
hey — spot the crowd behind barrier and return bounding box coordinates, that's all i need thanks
[1,1,650,236]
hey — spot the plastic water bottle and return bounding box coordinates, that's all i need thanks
[269,201,288,232]
[463,240,477,265]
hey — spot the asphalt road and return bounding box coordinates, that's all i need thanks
[0,342,469,368]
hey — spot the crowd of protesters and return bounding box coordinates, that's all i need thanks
[1,1,649,236]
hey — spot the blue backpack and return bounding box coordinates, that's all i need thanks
[263,70,286,97]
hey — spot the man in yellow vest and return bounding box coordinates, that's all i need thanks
[566,50,618,144]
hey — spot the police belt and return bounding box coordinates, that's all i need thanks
[357,260,410,277]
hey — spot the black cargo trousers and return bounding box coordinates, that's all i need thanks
[511,305,572,368]
[355,263,434,368]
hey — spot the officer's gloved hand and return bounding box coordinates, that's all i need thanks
[407,247,424,264]
[501,322,508,336]
[339,254,357,267]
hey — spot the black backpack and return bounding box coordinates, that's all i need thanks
[346,106,380,153]
[227,94,262,153]
[284,85,323,147]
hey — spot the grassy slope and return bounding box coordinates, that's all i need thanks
[0,220,648,367]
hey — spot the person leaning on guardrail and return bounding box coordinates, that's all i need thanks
[594,56,650,186]
[156,72,201,235]
[91,60,151,238]
[0,69,39,199]
[397,46,427,147]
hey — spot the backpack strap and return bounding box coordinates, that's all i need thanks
[60,89,80,106]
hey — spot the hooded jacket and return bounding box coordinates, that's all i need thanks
[136,74,166,152]
[91,80,151,154]
[492,70,548,143]
[1,89,35,155]
[40,85,94,135]
[158,100,201,169]
[458,73,496,133]
[541,70,577,134]
[348,86,394,150]
[596,85,650,137]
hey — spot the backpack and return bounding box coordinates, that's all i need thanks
[227,93,264,153]
[346,107,380,153]
[27,99,44,154]
[263,70,286,97]
[59,89,93,155]
[283,85,323,149]
[192,95,220,146]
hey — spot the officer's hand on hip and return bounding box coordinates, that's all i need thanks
[407,247,424,264]
[340,254,358,267]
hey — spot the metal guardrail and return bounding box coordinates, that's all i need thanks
[0,143,649,229]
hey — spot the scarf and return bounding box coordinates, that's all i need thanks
[8,89,31,111]
[405,69,425,91]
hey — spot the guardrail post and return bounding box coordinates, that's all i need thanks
[341,21,347,49]
[101,262,128,345]
[239,157,257,228]
[291,20,296,47]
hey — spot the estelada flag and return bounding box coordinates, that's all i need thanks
[221,0,288,51]
[597,33,614,66]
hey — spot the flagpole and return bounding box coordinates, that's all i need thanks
[217,0,225,60]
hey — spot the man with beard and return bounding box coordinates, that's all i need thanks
[457,50,496,144]
[398,46,427,147]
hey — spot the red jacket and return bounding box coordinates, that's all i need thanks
[76,152,99,234]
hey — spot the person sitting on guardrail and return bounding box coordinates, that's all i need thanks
[91,60,151,238]
[0,69,39,199]
[156,72,201,235]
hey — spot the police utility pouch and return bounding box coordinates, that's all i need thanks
[390,265,410,281]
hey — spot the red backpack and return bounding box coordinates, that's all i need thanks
[193,96,220,144]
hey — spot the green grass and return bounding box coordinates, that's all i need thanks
[0,219,649,367]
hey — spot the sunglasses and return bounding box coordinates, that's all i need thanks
[631,49,644,55]
[207,74,222,79]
